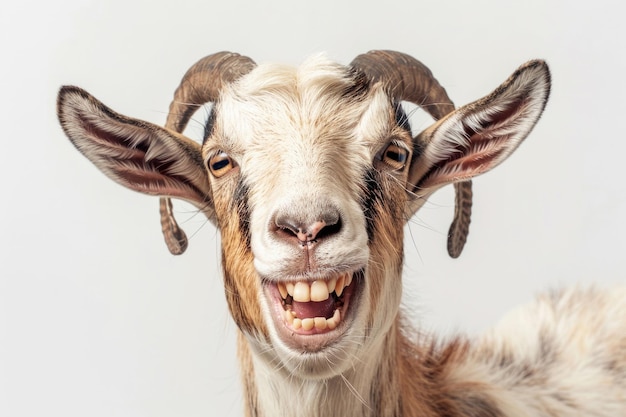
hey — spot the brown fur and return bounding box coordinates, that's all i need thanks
[215,178,268,339]
[237,333,260,417]
[61,54,626,417]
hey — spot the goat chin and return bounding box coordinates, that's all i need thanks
[57,51,626,417]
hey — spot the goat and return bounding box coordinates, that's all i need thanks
[57,51,626,417]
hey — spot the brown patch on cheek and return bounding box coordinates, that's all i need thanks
[214,182,269,340]
[364,173,406,330]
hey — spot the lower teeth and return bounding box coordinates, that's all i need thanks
[285,308,341,331]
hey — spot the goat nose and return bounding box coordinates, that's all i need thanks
[274,210,342,244]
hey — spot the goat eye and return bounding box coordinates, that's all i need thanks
[381,143,408,170]
[207,151,235,178]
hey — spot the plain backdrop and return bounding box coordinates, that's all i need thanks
[1,0,625,416]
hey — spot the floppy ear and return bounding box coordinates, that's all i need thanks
[57,86,215,226]
[407,60,551,211]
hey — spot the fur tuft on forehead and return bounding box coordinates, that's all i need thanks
[229,54,369,103]
[215,54,393,158]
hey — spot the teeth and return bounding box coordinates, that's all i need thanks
[275,272,353,332]
[301,318,315,331]
[293,282,311,302]
[345,273,353,287]
[278,283,288,299]
[310,280,329,302]
[335,274,346,297]
[282,307,342,331]
[279,272,353,302]
[327,308,340,330]
[314,317,327,330]
[327,276,337,293]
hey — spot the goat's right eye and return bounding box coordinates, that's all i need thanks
[207,151,235,178]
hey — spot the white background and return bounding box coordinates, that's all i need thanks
[1,1,625,416]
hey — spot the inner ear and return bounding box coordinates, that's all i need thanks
[409,60,550,194]
[419,96,531,190]
[57,85,216,220]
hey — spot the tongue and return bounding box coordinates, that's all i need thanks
[292,297,335,319]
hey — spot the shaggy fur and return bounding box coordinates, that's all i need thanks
[56,52,625,417]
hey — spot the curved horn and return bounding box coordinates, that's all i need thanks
[161,52,256,255]
[350,50,472,258]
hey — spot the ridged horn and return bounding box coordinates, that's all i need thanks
[160,52,256,255]
[350,50,473,258]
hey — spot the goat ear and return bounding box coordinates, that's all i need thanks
[57,85,216,226]
[407,60,550,208]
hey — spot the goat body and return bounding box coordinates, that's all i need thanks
[57,51,626,416]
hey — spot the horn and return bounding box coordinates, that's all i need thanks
[161,52,256,254]
[350,50,472,258]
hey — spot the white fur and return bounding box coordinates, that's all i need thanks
[213,56,398,378]
[58,53,625,417]
[453,287,626,416]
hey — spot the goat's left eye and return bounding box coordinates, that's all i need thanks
[381,143,408,170]
[207,151,235,178]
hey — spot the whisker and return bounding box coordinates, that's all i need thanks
[339,373,371,410]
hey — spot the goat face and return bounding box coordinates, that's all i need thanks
[57,51,550,380]
[213,59,411,376]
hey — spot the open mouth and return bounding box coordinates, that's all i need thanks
[264,270,363,351]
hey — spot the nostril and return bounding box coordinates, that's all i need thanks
[313,217,342,241]
[273,209,342,244]
[274,216,301,240]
